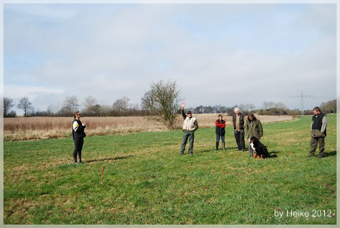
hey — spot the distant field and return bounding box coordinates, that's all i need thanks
[3,114,336,224]
[4,114,293,141]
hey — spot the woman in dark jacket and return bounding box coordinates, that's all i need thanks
[215,114,226,150]
[72,111,86,163]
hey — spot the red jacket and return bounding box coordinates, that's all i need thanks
[215,119,226,135]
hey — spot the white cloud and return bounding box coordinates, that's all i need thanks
[4,3,337,112]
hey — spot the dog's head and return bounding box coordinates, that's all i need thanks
[249,136,259,144]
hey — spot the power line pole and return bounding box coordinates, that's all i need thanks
[290,91,314,115]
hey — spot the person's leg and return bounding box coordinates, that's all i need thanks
[179,131,189,154]
[317,137,325,158]
[78,138,84,163]
[240,130,245,151]
[216,134,220,150]
[249,141,254,157]
[234,131,241,150]
[188,132,195,154]
[309,137,318,157]
[221,134,225,150]
[73,138,81,163]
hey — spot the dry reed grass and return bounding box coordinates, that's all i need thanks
[4,114,293,141]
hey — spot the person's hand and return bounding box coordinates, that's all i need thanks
[82,123,86,127]
[181,102,185,109]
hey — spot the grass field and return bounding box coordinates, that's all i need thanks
[3,114,336,224]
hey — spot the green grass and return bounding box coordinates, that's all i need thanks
[3,115,337,224]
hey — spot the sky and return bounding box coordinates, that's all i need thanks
[3,2,337,115]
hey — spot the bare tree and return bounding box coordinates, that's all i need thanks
[239,103,256,112]
[83,96,101,116]
[17,97,32,117]
[47,103,61,116]
[112,96,131,113]
[59,96,79,116]
[320,99,336,113]
[141,80,181,129]
[4,97,15,117]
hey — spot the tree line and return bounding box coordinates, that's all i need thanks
[3,80,337,129]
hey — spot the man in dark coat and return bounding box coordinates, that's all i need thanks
[232,107,245,151]
[308,106,328,158]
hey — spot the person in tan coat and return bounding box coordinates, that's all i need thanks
[179,103,198,155]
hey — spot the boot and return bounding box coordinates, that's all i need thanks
[216,142,219,151]
[222,143,225,151]
[79,152,84,163]
[73,151,78,163]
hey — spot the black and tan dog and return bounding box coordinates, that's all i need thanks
[250,136,270,159]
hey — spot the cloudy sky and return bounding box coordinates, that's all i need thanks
[3,2,337,115]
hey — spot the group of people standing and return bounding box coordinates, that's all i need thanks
[179,105,327,159]
[215,108,263,157]
[179,104,263,157]
[72,105,328,163]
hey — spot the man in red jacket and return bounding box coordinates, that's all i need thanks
[215,114,226,150]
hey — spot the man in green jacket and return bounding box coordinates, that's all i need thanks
[308,106,328,158]
[245,113,263,157]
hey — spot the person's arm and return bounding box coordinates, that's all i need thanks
[258,120,263,138]
[194,119,199,131]
[216,120,225,128]
[73,121,79,132]
[181,103,187,119]
[321,116,328,133]
[181,108,187,120]
[73,120,85,132]
[221,121,226,128]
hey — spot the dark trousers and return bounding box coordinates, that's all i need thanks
[180,130,195,154]
[234,130,245,150]
[73,137,84,162]
[310,137,325,157]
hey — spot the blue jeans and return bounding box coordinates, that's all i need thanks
[216,134,225,143]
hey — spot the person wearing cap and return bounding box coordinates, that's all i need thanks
[179,102,198,155]
[215,114,226,150]
[232,107,246,151]
[308,106,328,158]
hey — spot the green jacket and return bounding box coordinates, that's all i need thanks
[245,119,263,139]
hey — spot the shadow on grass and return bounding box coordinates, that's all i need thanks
[325,151,337,157]
[268,150,280,158]
[86,155,133,163]
[200,146,240,153]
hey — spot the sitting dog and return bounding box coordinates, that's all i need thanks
[249,136,270,159]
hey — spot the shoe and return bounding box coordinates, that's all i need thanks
[79,161,84,163]
[317,155,324,159]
